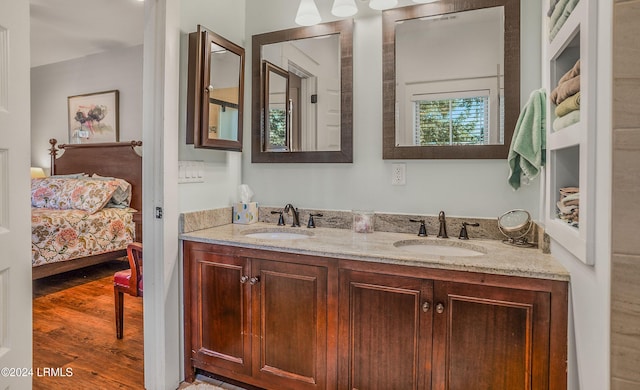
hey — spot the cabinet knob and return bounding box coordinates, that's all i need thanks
[422,301,430,312]
[249,276,260,285]
[240,275,249,284]
[436,303,445,314]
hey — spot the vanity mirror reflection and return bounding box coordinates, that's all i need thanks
[382,0,520,159]
[187,25,244,151]
[252,20,353,163]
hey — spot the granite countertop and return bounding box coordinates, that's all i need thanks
[180,222,569,281]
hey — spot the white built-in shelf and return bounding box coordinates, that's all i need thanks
[547,122,581,150]
[545,0,596,265]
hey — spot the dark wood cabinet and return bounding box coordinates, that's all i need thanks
[251,259,328,389]
[186,248,251,376]
[431,281,551,390]
[184,240,567,390]
[339,268,561,390]
[183,241,332,389]
[338,269,434,390]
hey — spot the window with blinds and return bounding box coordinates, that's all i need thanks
[412,90,490,146]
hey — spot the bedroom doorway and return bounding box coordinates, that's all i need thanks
[29,0,147,388]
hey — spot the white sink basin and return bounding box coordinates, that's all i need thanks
[243,228,313,240]
[393,239,486,257]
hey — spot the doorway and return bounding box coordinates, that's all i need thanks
[29,0,146,387]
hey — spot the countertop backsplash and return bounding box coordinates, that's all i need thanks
[179,206,550,254]
[179,207,233,234]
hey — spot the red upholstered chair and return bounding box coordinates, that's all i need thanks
[114,242,143,339]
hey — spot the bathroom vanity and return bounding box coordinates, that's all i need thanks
[182,223,568,390]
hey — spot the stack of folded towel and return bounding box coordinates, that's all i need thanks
[550,59,581,131]
[548,0,581,41]
[557,186,579,227]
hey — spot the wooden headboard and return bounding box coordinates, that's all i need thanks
[49,138,143,240]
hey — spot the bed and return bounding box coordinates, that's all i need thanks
[31,138,143,280]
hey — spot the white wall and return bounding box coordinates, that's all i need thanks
[30,45,143,170]
[178,0,246,212]
[242,0,543,219]
[547,1,612,389]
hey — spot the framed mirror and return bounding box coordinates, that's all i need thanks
[382,0,520,159]
[187,25,245,151]
[252,20,353,163]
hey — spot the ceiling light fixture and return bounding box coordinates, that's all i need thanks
[369,0,398,10]
[295,0,322,26]
[332,0,358,17]
[296,0,412,26]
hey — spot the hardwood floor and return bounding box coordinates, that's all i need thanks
[33,260,144,389]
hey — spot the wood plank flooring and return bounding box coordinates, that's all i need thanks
[32,260,144,389]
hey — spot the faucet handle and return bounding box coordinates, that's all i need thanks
[271,210,285,226]
[410,219,428,237]
[458,222,480,240]
[307,213,323,228]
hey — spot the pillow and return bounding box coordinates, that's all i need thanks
[31,178,63,208]
[51,173,87,178]
[31,177,117,214]
[90,174,132,207]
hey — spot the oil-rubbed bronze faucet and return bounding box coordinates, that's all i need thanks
[284,203,300,227]
[307,213,323,228]
[410,219,428,237]
[459,222,480,240]
[437,211,448,238]
[270,210,285,226]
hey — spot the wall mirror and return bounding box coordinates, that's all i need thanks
[187,25,245,151]
[382,0,520,159]
[252,20,353,163]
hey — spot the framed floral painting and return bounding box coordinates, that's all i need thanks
[68,90,119,143]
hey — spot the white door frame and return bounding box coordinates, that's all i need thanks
[142,0,181,388]
[0,0,32,388]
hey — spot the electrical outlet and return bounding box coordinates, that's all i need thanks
[392,163,406,185]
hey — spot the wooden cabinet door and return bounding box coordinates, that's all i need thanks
[251,259,328,389]
[188,248,252,376]
[339,269,433,390]
[432,281,551,390]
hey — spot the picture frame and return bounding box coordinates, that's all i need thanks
[68,90,119,144]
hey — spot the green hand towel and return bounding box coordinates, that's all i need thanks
[508,88,546,190]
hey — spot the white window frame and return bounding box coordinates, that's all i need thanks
[397,76,503,146]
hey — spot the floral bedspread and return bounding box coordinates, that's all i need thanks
[31,207,135,267]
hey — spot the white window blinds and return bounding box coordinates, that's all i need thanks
[412,89,490,146]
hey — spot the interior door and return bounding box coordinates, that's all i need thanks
[0,0,33,387]
[316,76,340,151]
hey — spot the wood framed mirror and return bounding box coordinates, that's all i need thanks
[382,0,520,159]
[252,19,353,163]
[187,25,245,151]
